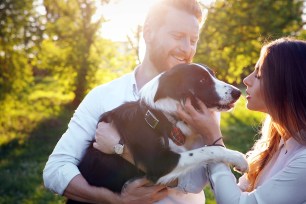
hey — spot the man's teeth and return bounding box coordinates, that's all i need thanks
[174,56,185,61]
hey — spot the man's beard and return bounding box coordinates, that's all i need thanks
[148,39,192,73]
[149,41,169,73]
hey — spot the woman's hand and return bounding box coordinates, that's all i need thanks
[177,98,223,145]
[119,178,169,204]
[93,122,120,154]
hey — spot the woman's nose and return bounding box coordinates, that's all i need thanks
[243,75,251,86]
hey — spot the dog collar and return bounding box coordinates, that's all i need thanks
[144,110,159,129]
[142,104,186,146]
[170,126,186,146]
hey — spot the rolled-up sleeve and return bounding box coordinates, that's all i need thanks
[43,87,103,194]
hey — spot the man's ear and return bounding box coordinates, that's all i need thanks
[143,19,154,44]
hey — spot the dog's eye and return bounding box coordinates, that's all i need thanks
[200,79,206,83]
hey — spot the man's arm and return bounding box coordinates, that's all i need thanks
[43,87,107,200]
[43,86,169,203]
[64,175,121,203]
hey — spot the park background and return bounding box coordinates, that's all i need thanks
[1,0,306,203]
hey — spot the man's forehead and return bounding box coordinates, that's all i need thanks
[163,7,200,32]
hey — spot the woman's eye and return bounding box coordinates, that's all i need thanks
[255,74,261,79]
[254,68,261,79]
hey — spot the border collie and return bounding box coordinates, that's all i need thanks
[67,63,248,204]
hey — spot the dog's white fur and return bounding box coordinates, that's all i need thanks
[139,64,248,184]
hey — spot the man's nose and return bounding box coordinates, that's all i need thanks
[179,38,193,55]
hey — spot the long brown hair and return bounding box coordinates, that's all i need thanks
[246,37,306,191]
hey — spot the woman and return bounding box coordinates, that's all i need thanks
[177,37,306,203]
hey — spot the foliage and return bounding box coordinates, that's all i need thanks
[43,0,115,106]
[0,0,44,98]
[0,0,137,146]
[221,94,265,153]
[195,0,305,83]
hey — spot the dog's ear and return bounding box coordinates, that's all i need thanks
[197,63,216,77]
[154,73,195,103]
[153,80,176,102]
[153,70,182,102]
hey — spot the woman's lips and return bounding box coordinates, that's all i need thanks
[246,91,251,99]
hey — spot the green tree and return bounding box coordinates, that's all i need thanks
[0,0,44,99]
[43,0,112,107]
[196,0,305,83]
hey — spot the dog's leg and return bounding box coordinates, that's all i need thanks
[157,146,248,184]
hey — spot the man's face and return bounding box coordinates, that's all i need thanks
[147,7,200,73]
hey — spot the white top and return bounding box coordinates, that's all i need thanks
[208,137,306,204]
[43,68,206,204]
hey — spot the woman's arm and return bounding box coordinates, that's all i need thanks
[209,152,306,204]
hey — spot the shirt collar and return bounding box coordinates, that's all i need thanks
[131,65,140,99]
[279,136,303,154]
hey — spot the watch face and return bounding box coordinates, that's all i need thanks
[114,144,124,154]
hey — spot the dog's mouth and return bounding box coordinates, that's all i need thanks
[212,100,238,112]
[217,103,234,111]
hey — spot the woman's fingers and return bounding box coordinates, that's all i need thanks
[183,98,198,116]
[177,104,191,122]
[196,98,209,113]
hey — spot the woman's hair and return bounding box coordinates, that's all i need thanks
[246,37,306,191]
[144,0,203,30]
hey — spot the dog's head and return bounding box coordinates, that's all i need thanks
[140,63,241,113]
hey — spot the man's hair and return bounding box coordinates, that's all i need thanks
[144,0,203,30]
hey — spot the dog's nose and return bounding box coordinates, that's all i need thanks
[231,88,241,99]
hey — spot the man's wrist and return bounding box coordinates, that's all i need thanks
[113,139,124,155]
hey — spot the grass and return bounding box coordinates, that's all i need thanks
[0,106,72,204]
[0,96,265,204]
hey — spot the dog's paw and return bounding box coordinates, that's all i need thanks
[226,150,248,173]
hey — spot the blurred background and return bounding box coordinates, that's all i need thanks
[1,0,305,203]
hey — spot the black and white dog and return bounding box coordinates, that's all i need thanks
[67,63,248,204]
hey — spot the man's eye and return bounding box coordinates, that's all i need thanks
[190,39,197,45]
[172,34,182,40]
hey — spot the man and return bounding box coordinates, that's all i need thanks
[43,0,208,203]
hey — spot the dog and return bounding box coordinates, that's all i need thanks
[67,63,248,204]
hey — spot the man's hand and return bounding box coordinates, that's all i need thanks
[93,122,120,154]
[119,178,169,204]
[93,122,136,166]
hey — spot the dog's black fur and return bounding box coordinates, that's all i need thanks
[67,63,247,204]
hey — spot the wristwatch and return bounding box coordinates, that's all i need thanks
[113,139,124,155]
